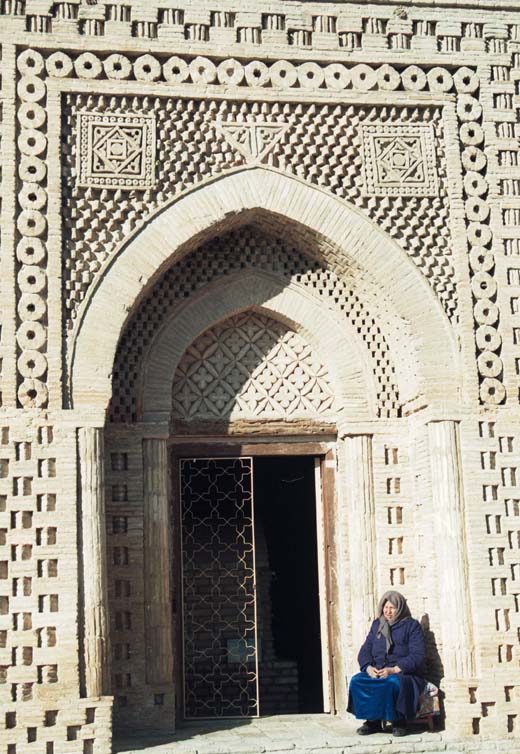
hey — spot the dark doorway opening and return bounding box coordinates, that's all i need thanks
[254,456,324,714]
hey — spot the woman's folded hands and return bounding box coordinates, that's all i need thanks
[366,665,401,678]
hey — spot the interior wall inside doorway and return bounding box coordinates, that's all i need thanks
[254,456,323,715]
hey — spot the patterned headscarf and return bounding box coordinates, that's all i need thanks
[376,590,412,652]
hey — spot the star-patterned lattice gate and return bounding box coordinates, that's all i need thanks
[180,457,259,718]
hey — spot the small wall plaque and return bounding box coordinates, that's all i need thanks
[77,112,156,190]
[360,122,438,197]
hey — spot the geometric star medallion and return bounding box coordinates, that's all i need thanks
[77,112,156,189]
[360,122,438,197]
[376,136,426,184]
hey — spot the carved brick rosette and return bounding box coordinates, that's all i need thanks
[77,112,156,189]
[15,49,49,408]
[360,123,439,197]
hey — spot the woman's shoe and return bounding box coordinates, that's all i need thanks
[392,722,408,736]
[357,720,382,735]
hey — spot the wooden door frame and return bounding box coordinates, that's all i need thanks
[169,437,338,719]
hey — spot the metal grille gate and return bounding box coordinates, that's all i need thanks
[180,457,259,718]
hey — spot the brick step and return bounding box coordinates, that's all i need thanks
[115,731,518,754]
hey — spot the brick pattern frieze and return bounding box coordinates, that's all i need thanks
[0,2,518,58]
[14,50,50,411]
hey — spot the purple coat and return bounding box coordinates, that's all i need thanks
[358,617,426,674]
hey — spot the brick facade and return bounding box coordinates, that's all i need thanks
[1,1,520,751]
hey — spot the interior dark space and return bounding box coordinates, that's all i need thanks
[254,455,324,714]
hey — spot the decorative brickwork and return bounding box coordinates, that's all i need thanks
[61,94,455,335]
[172,311,336,421]
[15,51,49,410]
[360,122,439,197]
[2,697,112,754]
[0,418,113,751]
[0,423,64,700]
[76,112,156,189]
[109,226,401,422]
[1,0,520,749]
[217,121,289,164]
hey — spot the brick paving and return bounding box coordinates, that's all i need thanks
[114,714,517,754]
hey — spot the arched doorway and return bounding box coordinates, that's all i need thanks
[103,222,378,727]
[71,170,466,733]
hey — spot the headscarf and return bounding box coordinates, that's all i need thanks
[376,590,412,653]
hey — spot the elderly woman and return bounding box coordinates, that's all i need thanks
[347,591,426,737]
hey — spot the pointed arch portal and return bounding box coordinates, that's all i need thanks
[74,167,472,728]
[71,167,460,418]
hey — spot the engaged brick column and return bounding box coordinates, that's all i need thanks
[344,434,377,654]
[143,439,173,685]
[428,420,475,678]
[78,426,111,697]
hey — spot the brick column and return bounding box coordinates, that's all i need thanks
[78,426,111,697]
[344,434,377,654]
[428,420,475,678]
[143,438,173,685]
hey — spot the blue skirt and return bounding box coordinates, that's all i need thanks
[348,671,426,721]
[347,672,402,721]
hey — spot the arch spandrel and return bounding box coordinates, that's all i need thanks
[71,168,461,414]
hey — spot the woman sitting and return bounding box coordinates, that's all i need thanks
[347,590,426,737]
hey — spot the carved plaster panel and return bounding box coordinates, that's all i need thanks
[360,122,438,197]
[77,112,156,189]
[172,311,335,420]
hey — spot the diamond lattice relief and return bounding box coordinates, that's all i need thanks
[77,112,156,189]
[361,123,438,196]
[172,311,335,420]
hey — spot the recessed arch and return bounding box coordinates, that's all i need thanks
[140,270,378,424]
[71,167,460,415]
